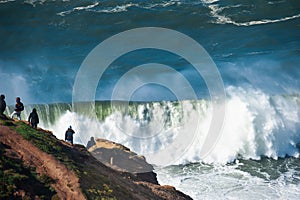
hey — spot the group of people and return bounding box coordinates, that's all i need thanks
[0,95,38,128]
[0,94,75,145]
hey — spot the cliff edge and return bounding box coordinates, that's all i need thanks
[0,115,192,200]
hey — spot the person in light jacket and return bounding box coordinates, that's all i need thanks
[11,97,24,120]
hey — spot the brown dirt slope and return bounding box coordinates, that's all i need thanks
[0,117,192,200]
[0,125,85,200]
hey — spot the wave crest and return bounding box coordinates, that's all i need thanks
[15,86,300,165]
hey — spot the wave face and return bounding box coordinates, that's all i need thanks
[0,0,300,103]
[8,86,299,165]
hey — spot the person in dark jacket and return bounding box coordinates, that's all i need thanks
[65,126,75,145]
[11,97,24,120]
[28,108,39,129]
[0,94,6,115]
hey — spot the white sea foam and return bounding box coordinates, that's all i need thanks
[95,3,138,14]
[202,0,219,4]
[142,0,181,9]
[24,0,46,7]
[57,0,183,15]
[0,0,15,4]
[58,2,100,16]
[41,86,300,166]
[156,162,300,200]
[207,3,300,26]
[44,96,300,199]
[200,87,300,163]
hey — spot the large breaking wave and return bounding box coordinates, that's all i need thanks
[7,86,300,165]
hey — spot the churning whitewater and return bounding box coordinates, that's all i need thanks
[6,86,300,199]
[11,86,299,166]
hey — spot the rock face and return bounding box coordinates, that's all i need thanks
[88,137,158,184]
[0,116,193,200]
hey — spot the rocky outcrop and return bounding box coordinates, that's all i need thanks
[87,138,158,184]
[0,116,192,200]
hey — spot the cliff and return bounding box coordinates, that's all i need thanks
[0,115,192,200]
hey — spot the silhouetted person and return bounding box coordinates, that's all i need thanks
[11,97,24,120]
[28,108,39,129]
[65,126,75,145]
[0,94,6,115]
[86,137,96,149]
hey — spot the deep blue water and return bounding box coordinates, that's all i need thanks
[0,0,299,104]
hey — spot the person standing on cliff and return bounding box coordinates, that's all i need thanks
[11,97,24,120]
[0,94,6,116]
[28,108,39,129]
[65,126,75,145]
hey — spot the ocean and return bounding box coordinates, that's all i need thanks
[1,0,300,199]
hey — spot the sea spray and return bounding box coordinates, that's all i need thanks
[47,99,212,166]
[156,158,300,200]
[15,86,300,166]
[201,87,300,163]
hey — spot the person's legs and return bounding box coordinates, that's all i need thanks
[66,139,73,145]
[31,123,37,129]
[11,111,21,120]
[11,111,17,119]
[17,112,21,120]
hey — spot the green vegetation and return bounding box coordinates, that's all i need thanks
[87,183,116,200]
[13,121,78,171]
[0,118,134,199]
[0,142,56,199]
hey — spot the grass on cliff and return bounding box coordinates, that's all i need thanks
[1,118,132,200]
[0,142,57,200]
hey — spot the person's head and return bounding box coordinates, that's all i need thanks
[0,94,4,100]
[16,97,21,102]
[69,125,72,129]
[32,108,37,113]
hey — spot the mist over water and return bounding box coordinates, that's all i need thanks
[13,86,298,166]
